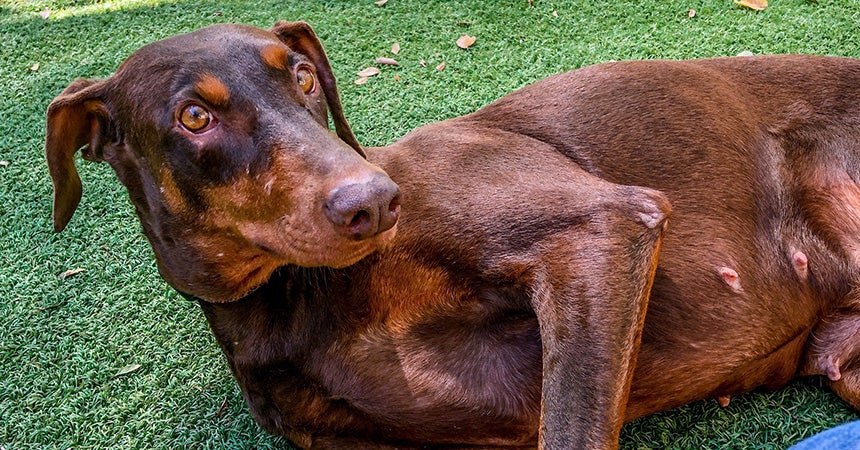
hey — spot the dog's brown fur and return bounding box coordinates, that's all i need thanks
[45,21,860,449]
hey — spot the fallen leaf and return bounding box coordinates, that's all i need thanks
[114,364,141,377]
[216,397,229,417]
[374,0,388,5]
[391,42,400,55]
[436,61,446,71]
[60,268,84,279]
[734,0,768,10]
[687,9,696,18]
[0,160,9,166]
[357,67,380,77]
[552,10,558,17]
[29,63,40,71]
[40,8,50,19]
[354,77,369,85]
[456,35,476,49]
[419,59,427,67]
[394,74,401,82]
[737,50,755,57]
[37,301,65,312]
[375,57,398,66]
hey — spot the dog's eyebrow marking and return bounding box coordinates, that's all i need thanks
[260,44,289,71]
[195,73,230,107]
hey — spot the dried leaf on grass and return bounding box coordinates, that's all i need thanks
[30,63,40,71]
[687,9,696,18]
[436,61,446,71]
[391,42,400,54]
[114,364,141,377]
[60,268,84,279]
[456,35,476,49]
[216,397,229,417]
[374,0,388,5]
[0,161,9,167]
[357,67,381,77]
[355,77,369,85]
[734,0,768,11]
[375,57,398,66]
[40,9,50,19]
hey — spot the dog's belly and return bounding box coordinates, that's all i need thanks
[623,220,825,419]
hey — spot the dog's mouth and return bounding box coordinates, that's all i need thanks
[245,219,398,269]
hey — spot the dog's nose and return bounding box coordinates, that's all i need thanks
[324,174,401,240]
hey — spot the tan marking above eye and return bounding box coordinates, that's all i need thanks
[297,67,316,94]
[260,44,288,71]
[195,73,230,106]
[179,104,212,132]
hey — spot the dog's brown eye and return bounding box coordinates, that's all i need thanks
[296,67,315,94]
[180,104,211,132]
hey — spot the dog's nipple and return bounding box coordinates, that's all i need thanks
[718,266,743,293]
[820,355,842,381]
[791,250,808,281]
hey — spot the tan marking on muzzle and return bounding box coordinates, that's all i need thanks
[159,166,189,215]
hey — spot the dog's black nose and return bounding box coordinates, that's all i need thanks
[324,174,401,240]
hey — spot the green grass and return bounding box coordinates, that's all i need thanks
[1,0,859,448]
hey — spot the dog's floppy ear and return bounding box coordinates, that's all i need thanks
[270,20,365,158]
[45,78,112,232]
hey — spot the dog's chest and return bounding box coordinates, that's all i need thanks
[316,273,543,434]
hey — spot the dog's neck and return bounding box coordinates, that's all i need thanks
[194,260,373,364]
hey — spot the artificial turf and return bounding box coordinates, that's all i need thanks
[1,0,858,448]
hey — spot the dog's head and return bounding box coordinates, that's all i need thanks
[45,22,400,302]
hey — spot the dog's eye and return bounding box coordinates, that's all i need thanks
[179,104,211,132]
[296,67,315,94]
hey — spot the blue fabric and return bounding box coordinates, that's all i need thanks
[788,421,860,450]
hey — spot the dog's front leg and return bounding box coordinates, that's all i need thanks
[529,187,668,449]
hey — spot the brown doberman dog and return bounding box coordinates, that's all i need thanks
[45,21,860,449]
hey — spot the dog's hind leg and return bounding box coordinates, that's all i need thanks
[803,309,860,410]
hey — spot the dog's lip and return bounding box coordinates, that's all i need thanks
[248,225,397,268]
[253,241,285,260]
